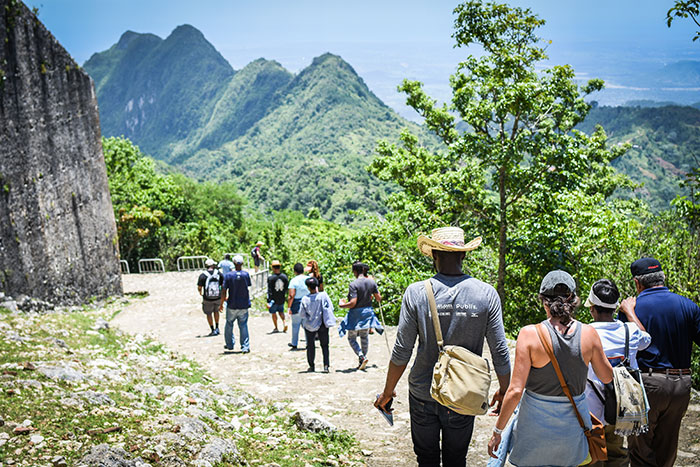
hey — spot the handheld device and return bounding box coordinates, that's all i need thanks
[376,394,394,426]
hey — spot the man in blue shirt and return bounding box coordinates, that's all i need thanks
[621,257,700,467]
[219,255,252,353]
[218,254,234,275]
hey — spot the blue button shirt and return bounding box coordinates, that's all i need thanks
[620,287,700,369]
[223,270,251,309]
[218,259,234,275]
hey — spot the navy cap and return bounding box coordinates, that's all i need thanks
[305,276,319,288]
[631,257,662,276]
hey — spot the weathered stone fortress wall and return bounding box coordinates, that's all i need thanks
[0,0,122,303]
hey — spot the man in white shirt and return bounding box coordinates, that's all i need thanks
[584,278,651,467]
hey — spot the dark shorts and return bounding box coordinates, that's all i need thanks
[202,300,219,315]
[254,257,261,266]
[269,302,284,314]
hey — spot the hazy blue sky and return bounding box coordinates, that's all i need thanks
[28,0,700,117]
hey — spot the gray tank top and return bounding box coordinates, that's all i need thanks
[526,320,588,396]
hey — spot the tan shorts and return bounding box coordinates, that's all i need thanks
[202,300,219,315]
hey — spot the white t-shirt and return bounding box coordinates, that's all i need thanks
[585,320,651,423]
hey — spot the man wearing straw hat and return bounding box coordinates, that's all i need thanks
[375,227,511,467]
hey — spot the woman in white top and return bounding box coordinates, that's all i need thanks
[584,278,651,467]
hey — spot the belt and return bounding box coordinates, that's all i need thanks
[643,368,691,376]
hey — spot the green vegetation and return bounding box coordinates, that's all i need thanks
[0,300,362,466]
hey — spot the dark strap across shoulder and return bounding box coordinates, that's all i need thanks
[536,323,589,433]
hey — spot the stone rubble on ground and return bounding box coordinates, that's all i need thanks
[293,409,337,433]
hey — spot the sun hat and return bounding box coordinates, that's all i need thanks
[233,255,244,264]
[256,241,264,246]
[417,227,482,258]
[584,284,619,309]
[630,257,662,277]
[539,270,576,297]
[271,260,281,267]
[205,258,216,267]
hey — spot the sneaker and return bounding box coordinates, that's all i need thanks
[306,366,315,373]
[283,324,288,332]
[207,330,216,337]
[288,343,297,350]
[223,345,233,351]
[323,366,330,373]
[359,358,368,371]
[213,328,220,336]
[242,349,250,354]
[271,328,279,333]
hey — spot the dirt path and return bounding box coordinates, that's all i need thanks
[114,272,505,465]
[113,271,700,466]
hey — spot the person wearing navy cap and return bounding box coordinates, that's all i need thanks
[620,257,700,467]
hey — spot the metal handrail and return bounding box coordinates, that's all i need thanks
[138,258,165,274]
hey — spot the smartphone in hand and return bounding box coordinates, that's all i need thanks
[376,394,394,426]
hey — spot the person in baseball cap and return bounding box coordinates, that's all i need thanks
[197,258,221,336]
[621,257,700,466]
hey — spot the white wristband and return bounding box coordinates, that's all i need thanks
[493,426,503,435]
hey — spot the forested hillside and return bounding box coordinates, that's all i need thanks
[84,26,434,221]
[579,105,699,210]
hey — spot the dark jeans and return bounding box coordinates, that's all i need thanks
[305,324,329,369]
[409,392,475,467]
[628,372,692,467]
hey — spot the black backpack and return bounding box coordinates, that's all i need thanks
[250,247,259,259]
[203,270,221,300]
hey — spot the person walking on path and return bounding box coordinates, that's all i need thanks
[375,227,512,467]
[305,260,324,291]
[197,258,221,336]
[218,254,234,275]
[251,241,264,272]
[219,255,252,353]
[267,260,289,333]
[619,257,700,467]
[583,278,651,467]
[339,261,384,370]
[487,270,613,467]
[300,277,336,373]
[287,263,309,350]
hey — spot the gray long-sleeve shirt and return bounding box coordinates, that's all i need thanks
[391,273,511,402]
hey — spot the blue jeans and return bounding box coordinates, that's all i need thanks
[224,307,249,351]
[290,312,303,347]
[409,393,474,467]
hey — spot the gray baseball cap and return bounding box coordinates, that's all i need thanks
[539,270,576,297]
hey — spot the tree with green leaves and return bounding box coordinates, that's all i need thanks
[667,0,700,41]
[371,0,630,307]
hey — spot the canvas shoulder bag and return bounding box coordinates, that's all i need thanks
[535,323,607,464]
[426,279,491,416]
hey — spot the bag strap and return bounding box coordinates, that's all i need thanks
[587,378,606,405]
[424,279,444,351]
[535,323,588,432]
[622,322,630,365]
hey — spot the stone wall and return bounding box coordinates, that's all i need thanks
[0,0,122,303]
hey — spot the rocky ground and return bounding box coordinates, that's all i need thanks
[0,293,361,466]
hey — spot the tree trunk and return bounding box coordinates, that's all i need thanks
[497,166,507,309]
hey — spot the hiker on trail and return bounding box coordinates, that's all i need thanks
[375,227,512,467]
[218,254,234,275]
[338,261,384,370]
[619,257,700,467]
[488,270,613,467]
[267,260,288,333]
[251,241,264,272]
[197,258,221,336]
[305,260,324,291]
[219,255,251,353]
[300,276,336,373]
[287,263,309,350]
[583,278,651,467]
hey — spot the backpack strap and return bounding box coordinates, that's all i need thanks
[424,279,444,352]
[622,322,630,366]
[535,323,589,433]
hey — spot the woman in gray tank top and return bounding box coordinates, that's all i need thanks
[487,270,613,467]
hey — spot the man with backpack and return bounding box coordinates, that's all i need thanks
[583,278,651,466]
[251,241,264,272]
[620,258,700,467]
[374,227,511,466]
[197,258,221,336]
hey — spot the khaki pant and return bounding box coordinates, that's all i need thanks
[589,425,628,467]
[628,372,692,467]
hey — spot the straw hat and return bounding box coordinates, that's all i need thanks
[417,227,482,258]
